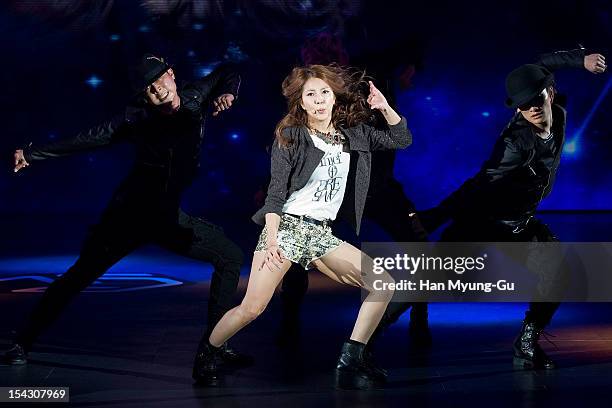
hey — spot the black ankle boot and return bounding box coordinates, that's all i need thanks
[513,321,556,370]
[3,344,28,365]
[362,345,388,381]
[335,341,385,390]
[192,342,223,386]
[218,342,254,369]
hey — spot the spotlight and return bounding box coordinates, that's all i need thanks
[86,75,103,89]
[563,139,578,155]
[195,64,214,77]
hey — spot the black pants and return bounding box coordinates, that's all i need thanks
[280,181,430,335]
[441,217,560,328]
[17,209,243,349]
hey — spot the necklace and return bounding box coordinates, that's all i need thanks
[309,128,345,145]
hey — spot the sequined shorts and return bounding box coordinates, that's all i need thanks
[255,214,344,269]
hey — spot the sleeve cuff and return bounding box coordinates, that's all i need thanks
[388,116,406,128]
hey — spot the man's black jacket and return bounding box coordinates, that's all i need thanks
[23,65,240,228]
[434,49,584,225]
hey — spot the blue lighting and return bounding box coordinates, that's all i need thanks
[563,139,578,155]
[85,75,103,89]
[425,96,432,101]
[195,65,214,78]
[231,133,240,140]
[187,50,196,57]
[192,23,205,31]
[138,25,151,33]
[109,34,120,41]
[225,42,248,62]
[298,0,313,10]
[481,111,490,117]
[569,76,612,156]
[48,133,57,140]
[0,255,239,282]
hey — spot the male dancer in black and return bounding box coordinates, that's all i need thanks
[5,54,251,381]
[421,48,606,369]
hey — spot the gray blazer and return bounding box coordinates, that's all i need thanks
[252,117,412,235]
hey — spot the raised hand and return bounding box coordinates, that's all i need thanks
[584,54,606,74]
[366,81,390,111]
[212,93,235,117]
[13,149,29,173]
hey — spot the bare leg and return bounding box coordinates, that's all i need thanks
[312,242,394,344]
[209,251,292,347]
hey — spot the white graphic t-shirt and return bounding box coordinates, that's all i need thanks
[282,134,351,221]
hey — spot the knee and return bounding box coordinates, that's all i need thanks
[369,272,395,303]
[235,301,267,323]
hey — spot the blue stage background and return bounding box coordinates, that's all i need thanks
[0,0,610,225]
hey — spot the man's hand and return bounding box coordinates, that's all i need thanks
[212,93,235,117]
[584,54,606,74]
[13,149,29,173]
[366,81,390,111]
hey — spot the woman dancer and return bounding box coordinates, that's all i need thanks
[194,64,412,389]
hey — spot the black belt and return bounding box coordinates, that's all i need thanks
[284,213,330,227]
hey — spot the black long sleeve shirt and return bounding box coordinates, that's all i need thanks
[437,48,584,223]
[24,64,241,225]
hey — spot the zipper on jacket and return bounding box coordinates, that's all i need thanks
[528,165,537,176]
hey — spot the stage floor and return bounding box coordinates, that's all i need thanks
[1,212,612,407]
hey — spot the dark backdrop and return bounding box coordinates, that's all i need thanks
[1,0,610,230]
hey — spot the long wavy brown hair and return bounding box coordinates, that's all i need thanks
[274,64,372,146]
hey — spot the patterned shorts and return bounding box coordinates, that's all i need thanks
[255,214,344,269]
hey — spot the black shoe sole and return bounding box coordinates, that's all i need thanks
[334,369,383,390]
[192,371,223,387]
[513,356,556,370]
[192,364,223,387]
[220,357,254,369]
[193,376,223,387]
